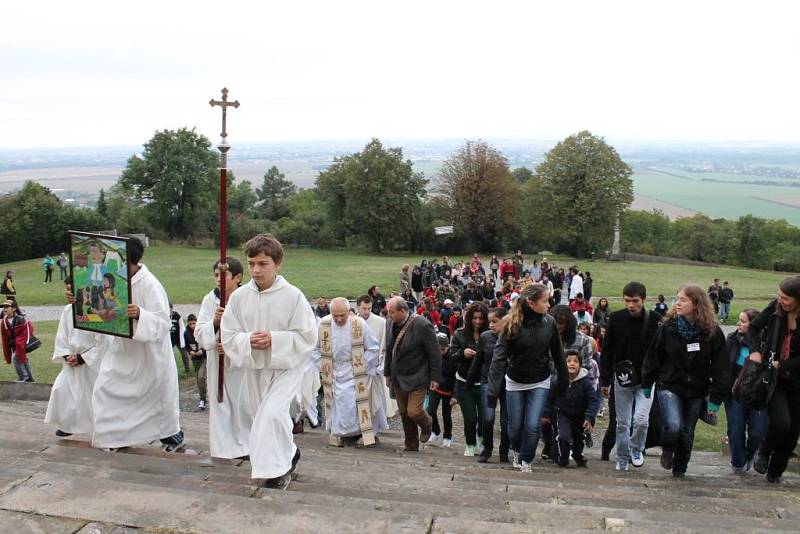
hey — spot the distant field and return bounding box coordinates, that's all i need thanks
[632,168,800,225]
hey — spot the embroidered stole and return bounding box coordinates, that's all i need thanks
[320,317,375,446]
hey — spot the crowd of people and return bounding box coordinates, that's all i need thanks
[3,239,799,492]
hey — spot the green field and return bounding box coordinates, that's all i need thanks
[633,168,800,225]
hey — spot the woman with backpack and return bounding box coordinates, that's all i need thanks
[1,300,35,382]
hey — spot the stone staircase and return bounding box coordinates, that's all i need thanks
[1,398,799,533]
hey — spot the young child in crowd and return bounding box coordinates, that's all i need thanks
[183,313,207,411]
[426,332,457,447]
[551,350,600,467]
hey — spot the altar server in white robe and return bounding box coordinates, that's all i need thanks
[221,234,317,489]
[91,237,183,451]
[312,298,389,443]
[45,276,104,436]
[195,256,259,459]
[357,295,397,418]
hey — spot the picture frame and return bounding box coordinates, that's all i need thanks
[68,231,133,338]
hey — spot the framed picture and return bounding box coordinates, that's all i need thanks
[68,231,133,338]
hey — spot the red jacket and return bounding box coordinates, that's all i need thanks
[2,316,31,364]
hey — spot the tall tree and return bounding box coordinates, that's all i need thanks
[256,166,296,220]
[316,138,427,252]
[117,127,219,239]
[511,167,534,184]
[434,141,521,250]
[533,131,633,257]
[96,188,109,220]
[229,178,258,216]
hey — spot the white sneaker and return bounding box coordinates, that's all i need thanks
[510,450,521,468]
[196,400,206,411]
[631,450,644,467]
[425,432,440,444]
[616,460,629,471]
[519,460,532,473]
[464,445,476,456]
[442,438,452,448]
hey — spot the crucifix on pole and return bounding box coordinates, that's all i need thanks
[209,87,240,403]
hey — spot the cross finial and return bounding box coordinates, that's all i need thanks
[209,87,240,142]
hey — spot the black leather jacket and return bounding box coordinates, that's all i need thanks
[488,308,567,398]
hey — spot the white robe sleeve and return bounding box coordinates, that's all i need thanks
[178,317,186,348]
[220,289,260,369]
[132,280,171,344]
[309,328,322,372]
[195,293,218,352]
[361,319,382,377]
[269,295,318,370]
[52,305,96,363]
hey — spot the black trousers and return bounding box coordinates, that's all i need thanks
[762,385,800,478]
[427,390,453,440]
[602,385,617,457]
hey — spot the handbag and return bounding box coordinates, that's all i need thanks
[614,310,649,388]
[734,320,781,410]
[25,322,42,353]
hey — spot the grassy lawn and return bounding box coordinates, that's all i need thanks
[2,245,794,314]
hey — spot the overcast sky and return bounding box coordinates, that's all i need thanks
[3,1,799,148]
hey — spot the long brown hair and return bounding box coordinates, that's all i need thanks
[503,283,549,338]
[462,301,489,340]
[664,284,717,340]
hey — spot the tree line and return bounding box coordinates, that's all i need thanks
[2,127,799,272]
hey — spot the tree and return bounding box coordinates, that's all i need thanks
[96,188,109,220]
[256,166,296,220]
[534,131,633,257]
[229,178,258,216]
[511,167,533,184]
[316,138,427,252]
[434,141,521,250]
[117,127,219,239]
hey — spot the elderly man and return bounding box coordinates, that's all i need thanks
[312,298,388,446]
[384,296,442,451]
[357,294,397,417]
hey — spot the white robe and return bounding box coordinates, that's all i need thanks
[44,304,102,434]
[291,353,322,427]
[569,275,584,300]
[91,264,181,449]
[311,316,389,438]
[221,276,318,480]
[195,289,259,459]
[364,313,397,418]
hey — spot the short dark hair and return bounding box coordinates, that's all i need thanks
[623,281,647,299]
[565,349,581,360]
[356,294,373,306]
[244,233,284,264]
[125,235,145,265]
[187,314,197,321]
[489,307,507,319]
[213,256,244,279]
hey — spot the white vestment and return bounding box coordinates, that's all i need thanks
[569,275,584,300]
[44,304,102,434]
[195,288,259,459]
[91,264,181,448]
[291,348,322,427]
[221,276,318,480]
[364,313,397,418]
[311,316,389,438]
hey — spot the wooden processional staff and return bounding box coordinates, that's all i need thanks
[209,87,240,403]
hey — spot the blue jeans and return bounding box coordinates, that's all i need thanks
[481,383,509,457]
[506,387,550,464]
[719,302,731,321]
[614,382,654,462]
[12,354,32,381]
[658,389,703,474]
[725,398,768,469]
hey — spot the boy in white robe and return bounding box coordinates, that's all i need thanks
[195,256,259,459]
[45,276,103,436]
[221,234,317,489]
[356,295,397,418]
[311,298,389,443]
[90,236,183,451]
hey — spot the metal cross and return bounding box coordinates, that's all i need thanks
[209,88,240,142]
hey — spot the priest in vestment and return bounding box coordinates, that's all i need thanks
[195,257,259,459]
[90,237,183,451]
[45,278,103,436]
[357,294,397,418]
[221,234,317,489]
[312,298,388,445]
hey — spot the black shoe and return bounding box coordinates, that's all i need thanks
[766,473,781,484]
[263,473,292,490]
[55,429,72,437]
[289,447,301,474]
[584,431,594,449]
[575,456,588,468]
[292,419,304,434]
[672,471,686,478]
[753,452,769,475]
[499,453,510,463]
[600,449,611,462]
[477,453,490,464]
[660,449,673,471]
[25,377,35,383]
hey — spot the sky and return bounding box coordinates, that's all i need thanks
[3,1,800,148]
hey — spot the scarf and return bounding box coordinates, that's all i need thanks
[676,315,700,342]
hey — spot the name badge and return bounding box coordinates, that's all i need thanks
[687,343,700,352]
